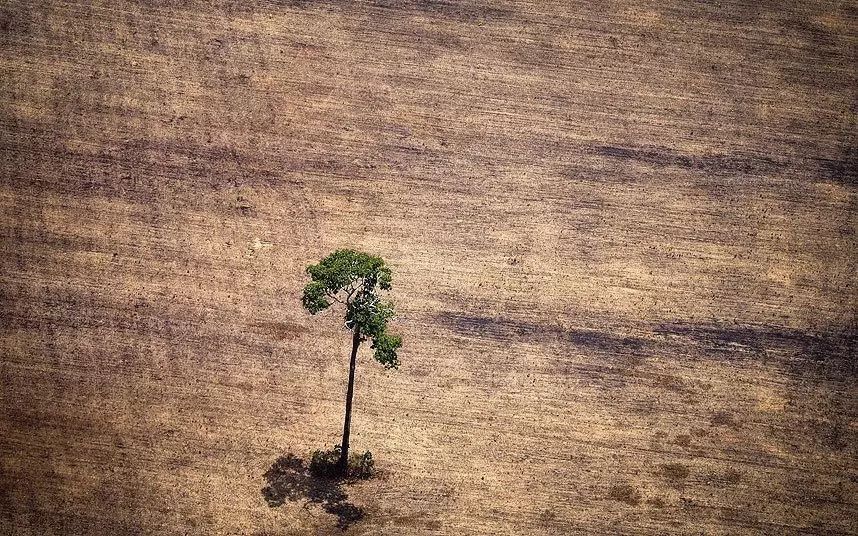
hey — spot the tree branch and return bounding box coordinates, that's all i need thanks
[345,279,363,303]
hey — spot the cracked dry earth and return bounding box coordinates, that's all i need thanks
[1,1,856,535]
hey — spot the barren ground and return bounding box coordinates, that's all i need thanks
[1,1,856,534]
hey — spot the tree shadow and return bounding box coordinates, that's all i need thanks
[262,454,365,530]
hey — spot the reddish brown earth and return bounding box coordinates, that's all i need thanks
[1,1,856,534]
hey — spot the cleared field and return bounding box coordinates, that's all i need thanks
[1,0,856,534]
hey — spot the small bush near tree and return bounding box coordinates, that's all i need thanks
[309,445,343,479]
[309,445,375,480]
[348,450,374,479]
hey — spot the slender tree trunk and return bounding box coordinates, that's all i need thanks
[338,328,361,475]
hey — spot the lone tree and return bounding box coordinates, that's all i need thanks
[302,249,402,475]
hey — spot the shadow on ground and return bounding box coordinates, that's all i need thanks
[262,454,365,529]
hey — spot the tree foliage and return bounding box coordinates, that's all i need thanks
[302,249,402,369]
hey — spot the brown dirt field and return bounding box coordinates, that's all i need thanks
[1,0,856,534]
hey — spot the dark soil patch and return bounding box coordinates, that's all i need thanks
[608,483,642,505]
[647,496,667,508]
[710,410,739,428]
[436,312,646,355]
[660,463,690,481]
[592,144,778,176]
[705,468,742,486]
[673,434,692,448]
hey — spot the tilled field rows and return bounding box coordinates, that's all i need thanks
[1,0,856,534]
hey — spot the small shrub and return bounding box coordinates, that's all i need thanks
[307,445,375,479]
[348,451,374,479]
[309,445,342,478]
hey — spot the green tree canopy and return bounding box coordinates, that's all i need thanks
[302,249,402,368]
